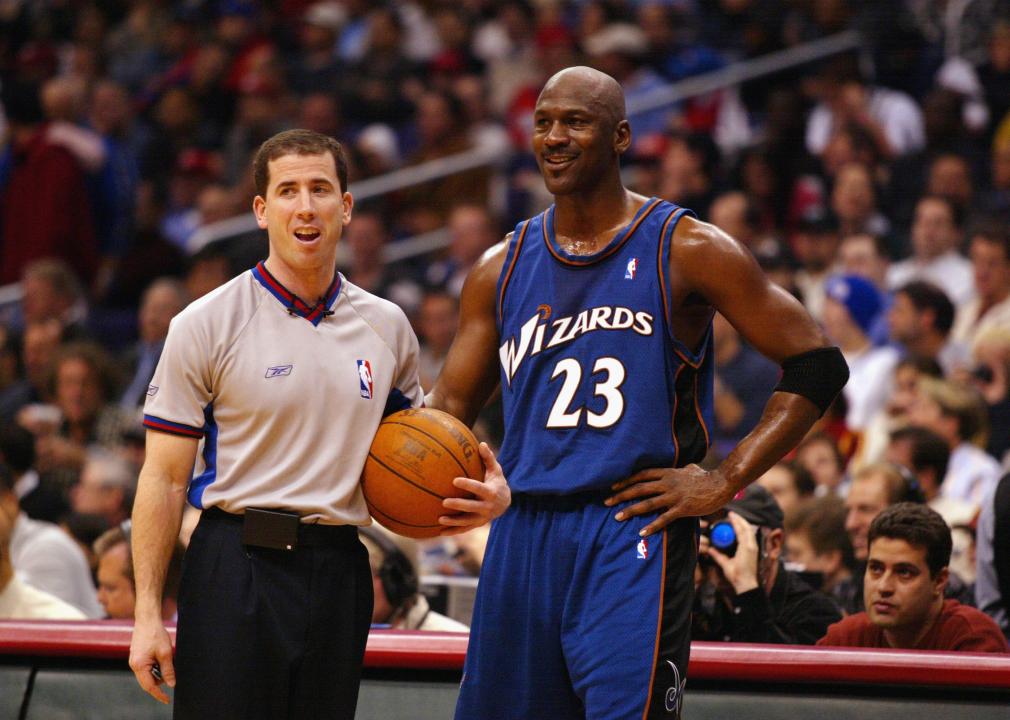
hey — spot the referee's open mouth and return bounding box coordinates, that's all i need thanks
[293,227,322,243]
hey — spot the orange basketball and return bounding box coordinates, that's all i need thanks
[362,408,484,539]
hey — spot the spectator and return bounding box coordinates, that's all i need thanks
[342,5,420,124]
[359,526,468,632]
[756,461,816,517]
[785,495,858,611]
[819,503,1007,652]
[908,376,1001,507]
[658,131,720,219]
[693,485,842,644]
[796,432,848,498]
[18,259,90,338]
[846,463,925,566]
[708,191,761,248]
[838,233,891,345]
[886,425,974,526]
[478,0,540,117]
[398,89,490,234]
[712,312,780,460]
[831,162,890,239]
[888,280,966,375]
[87,79,142,266]
[926,152,976,218]
[975,472,1010,638]
[0,423,66,524]
[185,242,236,301]
[287,3,346,95]
[856,355,944,471]
[93,522,183,621]
[342,209,422,316]
[33,342,128,481]
[950,220,1010,351]
[823,274,899,431]
[0,329,27,424]
[71,449,136,528]
[583,23,673,143]
[417,291,459,391]
[0,80,99,286]
[14,320,63,411]
[966,326,1010,463]
[792,212,841,323]
[425,204,499,297]
[805,54,925,160]
[0,467,86,620]
[887,195,975,308]
[839,232,891,290]
[119,278,189,409]
[0,459,101,617]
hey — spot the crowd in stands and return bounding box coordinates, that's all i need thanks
[0,0,1009,652]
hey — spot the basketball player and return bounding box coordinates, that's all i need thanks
[426,67,849,719]
[127,130,509,719]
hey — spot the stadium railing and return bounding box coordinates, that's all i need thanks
[2,619,1008,719]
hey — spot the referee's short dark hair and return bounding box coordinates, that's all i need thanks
[254,129,349,197]
[867,503,951,577]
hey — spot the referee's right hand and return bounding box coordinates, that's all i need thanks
[129,619,175,704]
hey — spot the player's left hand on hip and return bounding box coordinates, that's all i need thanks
[605,464,737,537]
[439,442,510,536]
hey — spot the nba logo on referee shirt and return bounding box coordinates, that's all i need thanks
[625,257,638,279]
[637,537,648,560]
[357,360,373,399]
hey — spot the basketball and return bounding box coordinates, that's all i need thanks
[362,408,484,539]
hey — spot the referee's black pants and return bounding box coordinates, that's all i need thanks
[173,508,373,720]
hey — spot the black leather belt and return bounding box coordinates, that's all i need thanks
[203,506,360,548]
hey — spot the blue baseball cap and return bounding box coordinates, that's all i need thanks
[825,274,883,336]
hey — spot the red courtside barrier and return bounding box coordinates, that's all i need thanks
[1,620,1009,689]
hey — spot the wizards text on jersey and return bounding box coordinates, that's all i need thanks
[494,198,715,494]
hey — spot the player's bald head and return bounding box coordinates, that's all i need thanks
[538,66,626,127]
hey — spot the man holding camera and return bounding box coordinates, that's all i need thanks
[693,484,841,644]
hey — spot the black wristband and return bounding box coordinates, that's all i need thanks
[774,346,849,416]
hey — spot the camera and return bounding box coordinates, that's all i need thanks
[700,520,738,557]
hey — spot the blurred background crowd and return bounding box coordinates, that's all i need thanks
[0,0,1009,646]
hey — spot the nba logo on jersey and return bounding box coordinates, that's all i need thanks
[357,360,373,399]
[637,537,648,560]
[624,257,638,279]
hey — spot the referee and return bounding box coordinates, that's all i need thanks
[128,129,509,719]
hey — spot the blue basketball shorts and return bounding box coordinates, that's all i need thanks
[455,492,697,720]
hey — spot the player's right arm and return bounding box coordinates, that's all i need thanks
[129,430,198,704]
[425,238,509,424]
[427,238,511,533]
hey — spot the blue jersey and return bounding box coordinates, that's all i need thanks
[495,197,714,494]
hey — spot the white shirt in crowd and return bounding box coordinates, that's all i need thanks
[942,443,1003,508]
[0,576,87,620]
[10,513,103,618]
[887,250,976,308]
[842,345,901,431]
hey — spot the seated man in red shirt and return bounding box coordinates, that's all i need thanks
[818,503,1008,652]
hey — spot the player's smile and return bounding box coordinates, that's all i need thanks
[543,154,578,171]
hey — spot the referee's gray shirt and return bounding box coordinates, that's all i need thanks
[143,262,424,525]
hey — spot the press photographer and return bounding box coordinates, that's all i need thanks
[692,485,842,644]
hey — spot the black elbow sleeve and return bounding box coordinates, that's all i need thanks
[773,346,849,416]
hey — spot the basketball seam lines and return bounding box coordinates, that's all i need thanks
[368,503,441,529]
[379,421,472,477]
[365,451,448,501]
